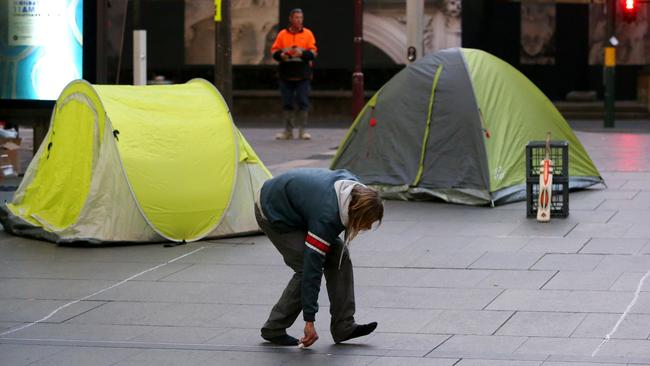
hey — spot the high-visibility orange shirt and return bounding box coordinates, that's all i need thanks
[271,27,318,55]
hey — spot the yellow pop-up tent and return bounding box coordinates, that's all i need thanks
[0,79,271,244]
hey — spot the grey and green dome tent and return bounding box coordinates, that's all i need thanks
[331,48,603,205]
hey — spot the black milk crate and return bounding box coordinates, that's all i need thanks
[525,140,570,218]
[526,181,570,218]
[526,140,569,179]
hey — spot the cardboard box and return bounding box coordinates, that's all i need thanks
[0,138,21,178]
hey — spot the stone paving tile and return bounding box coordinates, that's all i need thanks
[361,333,451,356]
[408,222,521,238]
[279,353,376,366]
[607,210,650,225]
[428,335,528,357]
[475,270,556,290]
[562,196,605,211]
[542,271,623,290]
[469,252,544,270]
[0,344,65,366]
[456,360,542,366]
[157,264,291,284]
[0,322,20,332]
[10,323,153,341]
[353,249,437,268]
[419,310,514,335]
[198,350,300,366]
[599,199,650,210]
[585,190,640,200]
[495,311,585,337]
[596,339,650,358]
[413,269,493,288]
[513,337,602,357]
[507,221,578,238]
[519,238,588,254]
[642,243,650,255]
[571,313,650,339]
[408,250,487,269]
[609,272,650,291]
[0,299,107,323]
[532,254,606,271]
[368,357,458,365]
[623,224,650,238]
[579,238,648,255]
[358,287,502,310]
[28,346,141,366]
[461,237,529,252]
[563,210,617,224]
[354,268,439,287]
[406,235,476,252]
[129,326,229,344]
[113,349,218,366]
[566,223,633,239]
[170,244,285,266]
[620,179,650,190]
[353,232,425,252]
[67,301,234,327]
[486,289,635,313]
[631,293,650,314]
[604,178,631,190]
[595,255,650,272]
[91,281,286,305]
[0,259,192,281]
[0,278,122,300]
[541,362,622,366]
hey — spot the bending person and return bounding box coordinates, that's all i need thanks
[255,168,383,347]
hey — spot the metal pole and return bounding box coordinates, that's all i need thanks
[604,0,616,128]
[133,30,147,85]
[215,0,233,108]
[352,0,364,119]
[406,0,424,63]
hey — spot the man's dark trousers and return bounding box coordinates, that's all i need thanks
[279,79,310,111]
[255,205,357,343]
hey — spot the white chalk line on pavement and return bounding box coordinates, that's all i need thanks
[591,267,650,357]
[0,246,206,337]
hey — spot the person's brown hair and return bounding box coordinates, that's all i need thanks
[345,185,384,244]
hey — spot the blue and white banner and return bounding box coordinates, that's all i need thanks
[1,0,83,100]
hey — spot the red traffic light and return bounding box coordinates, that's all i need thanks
[621,0,637,22]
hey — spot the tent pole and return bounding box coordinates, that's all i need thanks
[352,0,364,119]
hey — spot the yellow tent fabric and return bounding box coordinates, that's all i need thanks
[3,79,271,243]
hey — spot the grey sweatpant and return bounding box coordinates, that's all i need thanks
[255,205,357,343]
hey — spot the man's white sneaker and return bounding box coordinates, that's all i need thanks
[275,130,293,140]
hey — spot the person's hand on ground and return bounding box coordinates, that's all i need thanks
[300,321,319,347]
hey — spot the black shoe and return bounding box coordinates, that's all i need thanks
[262,334,299,346]
[337,322,378,343]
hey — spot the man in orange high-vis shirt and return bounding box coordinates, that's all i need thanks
[271,8,317,140]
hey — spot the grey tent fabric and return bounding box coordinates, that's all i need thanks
[334,63,440,186]
[418,49,489,194]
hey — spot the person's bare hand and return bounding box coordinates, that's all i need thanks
[281,52,290,61]
[299,321,319,347]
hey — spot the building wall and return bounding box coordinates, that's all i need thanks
[109,0,644,100]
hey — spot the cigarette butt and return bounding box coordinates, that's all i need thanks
[298,343,305,349]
